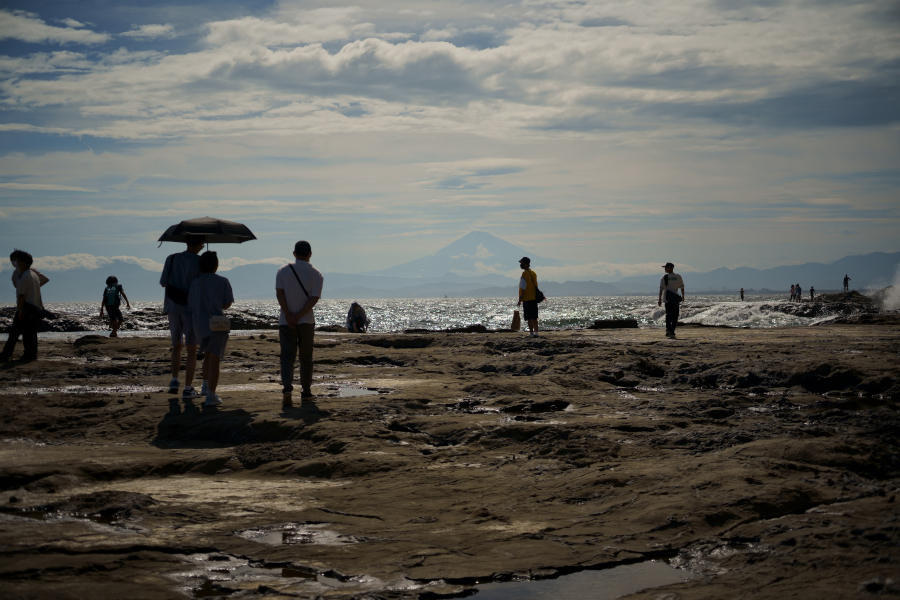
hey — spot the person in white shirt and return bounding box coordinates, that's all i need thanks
[657,262,685,339]
[275,241,324,405]
[1,251,44,362]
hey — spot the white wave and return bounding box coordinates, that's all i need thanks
[631,301,825,328]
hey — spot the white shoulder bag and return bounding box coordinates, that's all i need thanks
[200,275,231,332]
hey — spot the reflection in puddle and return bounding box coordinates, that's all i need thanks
[339,387,380,397]
[237,522,361,546]
[474,560,694,599]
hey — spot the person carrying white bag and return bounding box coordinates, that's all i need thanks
[188,251,234,407]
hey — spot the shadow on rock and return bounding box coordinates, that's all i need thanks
[154,398,256,447]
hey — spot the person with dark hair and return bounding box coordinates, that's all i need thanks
[99,275,130,338]
[9,249,49,290]
[275,240,323,405]
[517,257,540,337]
[1,251,43,362]
[346,302,369,333]
[795,283,802,302]
[159,234,204,398]
[658,262,685,339]
[187,251,233,407]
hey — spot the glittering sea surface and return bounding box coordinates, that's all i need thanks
[3,294,848,340]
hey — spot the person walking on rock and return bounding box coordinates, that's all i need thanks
[810,286,815,300]
[740,288,745,301]
[790,284,795,302]
[160,234,204,398]
[99,276,130,338]
[517,257,540,337]
[658,262,685,339]
[188,251,233,407]
[276,241,323,405]
[0,251,44,363]
[795,283,802,302]
[843,274,851,293]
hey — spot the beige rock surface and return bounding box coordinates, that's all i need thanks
[0,324,898,599]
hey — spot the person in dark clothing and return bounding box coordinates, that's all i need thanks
[658,262,685,339]
[1,251,44,363]
[843,275,850,293]
[99,276,131,337]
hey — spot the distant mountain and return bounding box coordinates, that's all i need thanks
[368,230,564,277]
[613,252,900,293]
[1,260,167,304]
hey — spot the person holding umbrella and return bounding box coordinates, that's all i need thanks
[159,234,204,398]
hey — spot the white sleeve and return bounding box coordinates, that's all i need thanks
[275,267,284,290]
[520,277,527,290]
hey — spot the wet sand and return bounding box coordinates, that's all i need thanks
[0,324,898,599]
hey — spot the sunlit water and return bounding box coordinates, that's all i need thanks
[3,294,853,340]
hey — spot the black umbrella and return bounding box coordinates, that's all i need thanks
[158,217,257,245]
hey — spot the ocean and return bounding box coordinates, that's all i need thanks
[2,294,852,340]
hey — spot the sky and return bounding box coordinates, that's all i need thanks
[1,0,898,282]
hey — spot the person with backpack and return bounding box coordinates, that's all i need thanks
[658,262,685,339]
[99,276,130,337]
[517,256,542,337]
[275,240,324,405]
[159,234,204,398]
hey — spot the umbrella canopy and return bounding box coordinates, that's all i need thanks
[158,217,257,244]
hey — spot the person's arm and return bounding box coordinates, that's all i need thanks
[276,288,294,326]
[658,278,664,306]
[159,256,170,288]
[120,289,131,308]
[680,283,686,302]
[99,295,105,317]
[517,276,526,306]
[33,269,49,287]
[295,296,319,322]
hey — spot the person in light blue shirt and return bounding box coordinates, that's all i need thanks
[187,251,233,407]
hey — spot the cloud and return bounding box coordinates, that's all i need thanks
[30,254,164,272]
[218,257,287,271]
[0,183,96,192]
[0,10,110,45]
[119,24,176,40]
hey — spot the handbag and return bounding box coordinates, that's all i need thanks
[20,302,45,322]
[199,275,230,332]
[164,255,189,306]
[511,310,521,331]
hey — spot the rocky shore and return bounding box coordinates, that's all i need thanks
[0,320,898,599]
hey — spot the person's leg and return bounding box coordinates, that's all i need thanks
[0,315,25,360]
[665,302,676,335]
[170,343,183,378]
[671,302,680,337]
[297,323,315,396]
[185,344,197,387]
[22,318,38,360]
[279,325,299,395]
[527,319,537,334]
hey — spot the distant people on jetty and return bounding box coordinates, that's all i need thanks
[276,240,324,405]
[99,276,130,338]
[160,234,204,398]
[810,286,815,300]
[795,284,802,302]
[1,251,45,363]
[188,251,233,407]
[844,274,851,293]
[658,262,685,339]
[740,288,745,301]
[346,302,370,333]
[790,284,795,302]
[517,257,541,337]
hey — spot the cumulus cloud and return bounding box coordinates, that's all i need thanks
[119,24,176,40]
[217,257,288,271]
[0,10,110,45]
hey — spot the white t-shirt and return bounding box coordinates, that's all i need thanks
[660,273,684,295]
[16,269,43,310]
[275,260,324,326]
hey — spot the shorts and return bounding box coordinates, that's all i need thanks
[106,306,123,322]
[168,312,198,347]
[522,299,539,321]
[200,331,229,359]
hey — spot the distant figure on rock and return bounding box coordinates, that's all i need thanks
[658,262,685,339]
[795,284,802,302]
[346,302,370,333]
[276,240,324,405]
[160,234,204,399]
[1,250,46,363]
[843,274,850,293]
[810,286,815,300]
[99,276,130,338]
[517,257,541,337]
[188,251,233,408]
[740,288,745,301]
[790,284,795,302]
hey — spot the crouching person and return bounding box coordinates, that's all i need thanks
[188,251,233,407]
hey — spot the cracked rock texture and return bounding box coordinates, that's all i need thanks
[0,324,898,599]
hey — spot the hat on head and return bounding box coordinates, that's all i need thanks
[663,262,674,269]
[519,256,530,265]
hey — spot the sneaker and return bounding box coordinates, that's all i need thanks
[109,332,117,338]
[300,390,315,400]
[168,378,180,394]
[204,394,223,406]
[282,392,293,405]
[199,384,209,397]
[182,386,200,399]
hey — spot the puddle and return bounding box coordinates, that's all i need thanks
[237,522,361,546]
[473,560,694,599]
[339,387,380,397]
